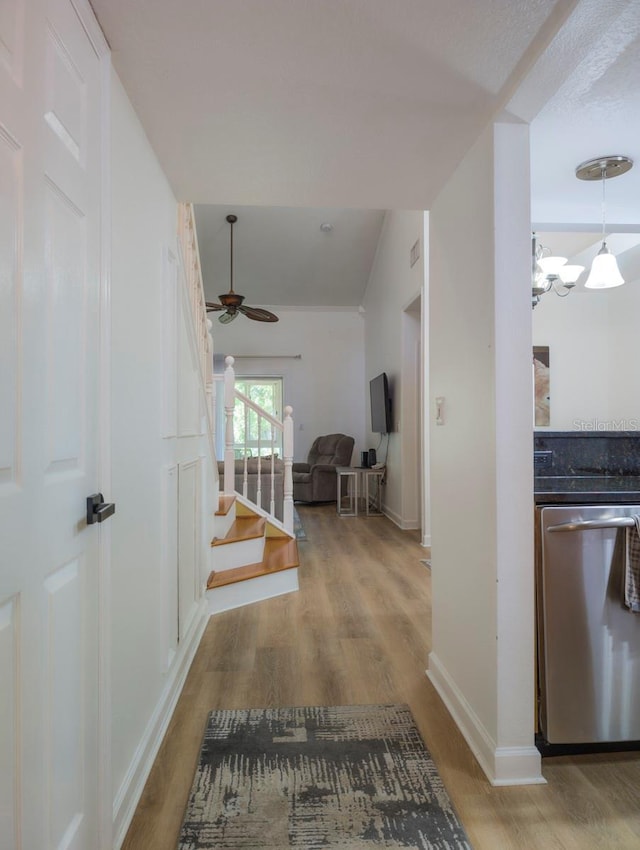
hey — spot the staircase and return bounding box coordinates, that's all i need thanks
[206,494,299,615]
[178,201,300,616]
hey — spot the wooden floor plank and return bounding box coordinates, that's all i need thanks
[121,504,640,850]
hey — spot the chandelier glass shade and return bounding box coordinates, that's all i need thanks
[531,235,584,308]
[558,265,585,284]
[584,242,625,289]
[537,255,568,276]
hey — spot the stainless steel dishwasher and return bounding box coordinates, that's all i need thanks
[538,504,640,746]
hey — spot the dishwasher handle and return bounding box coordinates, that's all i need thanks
[546,517,637,533]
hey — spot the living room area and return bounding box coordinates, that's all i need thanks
[204,204,428,541]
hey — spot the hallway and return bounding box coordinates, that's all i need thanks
[122,505,640,850]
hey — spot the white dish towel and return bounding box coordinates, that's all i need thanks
[625,515,640,612]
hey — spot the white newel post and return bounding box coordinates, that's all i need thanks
[242,404,249,497]
[224,355,236,494]
[283,405,294,534]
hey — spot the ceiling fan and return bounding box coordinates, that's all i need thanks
[206,214,279,323]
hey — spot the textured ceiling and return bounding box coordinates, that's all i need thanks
[90,0,640,305]
[91,0,559,209]
[530,1,640,227]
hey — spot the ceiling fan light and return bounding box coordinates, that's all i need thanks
[557,264,584,285]
[538,255,567,276]
[584,243,625,289]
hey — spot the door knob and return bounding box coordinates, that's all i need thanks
[86,493,116,525]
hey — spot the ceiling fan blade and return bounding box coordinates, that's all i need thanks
[218,310,238,324]
[206,301,226,312]
[238,305,279,322]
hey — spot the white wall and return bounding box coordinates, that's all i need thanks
[213,308,366,462]
[428,123,542,785]
[362,210,425,528]
[533,283,640,430]
[110,71,208,844]
[607,280,640,427]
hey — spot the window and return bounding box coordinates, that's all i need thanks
[233,377,283,458]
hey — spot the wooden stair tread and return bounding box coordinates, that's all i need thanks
[211,515,266,547]
[215,494,236,516]
[207,538,299,589]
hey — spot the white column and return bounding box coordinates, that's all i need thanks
[427,122,541,785]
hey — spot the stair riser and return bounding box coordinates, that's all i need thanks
[214,507,236,539]
[207,568,299,615]
[212,536,265,572]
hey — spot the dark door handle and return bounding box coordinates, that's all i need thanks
[87,493,116,525]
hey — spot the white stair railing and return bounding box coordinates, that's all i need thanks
[223,355,294,534]
[177,203,218,504]
[178,203,213,395]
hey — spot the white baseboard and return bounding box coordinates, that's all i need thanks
[382,505,420,531]
[112,598,209,848]
[382,504,402,527]
[402,519,421,530]
[421,534,431,547]
[426,652,545,786]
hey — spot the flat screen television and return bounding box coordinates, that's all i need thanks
[370,372,392,434]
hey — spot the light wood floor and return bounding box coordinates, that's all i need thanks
[122,504,640,850]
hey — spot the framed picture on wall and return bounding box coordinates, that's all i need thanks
[533,346,550,427]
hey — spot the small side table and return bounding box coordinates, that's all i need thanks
[336,466,385,516]
[360,467,385,516]
[336,466,358,516]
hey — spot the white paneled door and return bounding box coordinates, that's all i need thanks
[0,1,109,849]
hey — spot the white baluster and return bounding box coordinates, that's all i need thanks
[283,405,294,534]
[242,403,249,498]
[256,417,262,512]
[224,355,235,494]
[269,425,276,517]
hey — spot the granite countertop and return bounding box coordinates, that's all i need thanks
[533,432,640,503]
[534,475,640,504]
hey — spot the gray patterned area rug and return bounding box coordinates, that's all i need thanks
[179,703,472,849]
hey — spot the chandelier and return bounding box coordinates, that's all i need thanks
[531,234,584,308]
[532,155,634,308]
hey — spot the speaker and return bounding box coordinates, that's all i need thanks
[360,451,369,468]
[368,448,377,467]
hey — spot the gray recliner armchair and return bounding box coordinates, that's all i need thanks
[293,433,355,503]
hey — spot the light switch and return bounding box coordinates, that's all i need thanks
[435,396,445,425]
